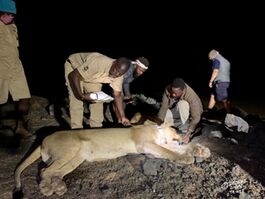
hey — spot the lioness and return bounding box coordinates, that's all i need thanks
[14,124,210,196]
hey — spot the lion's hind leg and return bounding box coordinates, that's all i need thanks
[51,154,85,195]
[40,149,85,196]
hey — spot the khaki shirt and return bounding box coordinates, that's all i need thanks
[0,21,22,80]
[158,83,203,132]
[68,52,123,92]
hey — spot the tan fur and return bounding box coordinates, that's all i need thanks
[14,124,210,196]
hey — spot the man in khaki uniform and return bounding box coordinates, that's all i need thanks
[158,78,203,144]
[0,0,31,136]
[65,52,131,129]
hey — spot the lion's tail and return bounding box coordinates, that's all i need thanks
[14,146,41,190]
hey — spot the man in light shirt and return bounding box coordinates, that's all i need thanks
[65,52,130,129]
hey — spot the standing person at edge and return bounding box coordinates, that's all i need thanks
[208,49,231,113]
[157,78,203,144]
[65,52,131,129]
[0,0,31,137]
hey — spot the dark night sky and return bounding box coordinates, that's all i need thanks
[14,1,265,104]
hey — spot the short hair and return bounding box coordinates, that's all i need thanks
[116,57,130,72]
[171,78,185,90]
[208,49,219,60]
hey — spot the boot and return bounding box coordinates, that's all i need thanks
[15,99,31,138]
[15,118,31,138]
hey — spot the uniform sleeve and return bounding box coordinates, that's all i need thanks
[110,76,123,92]
[77,61,94,80]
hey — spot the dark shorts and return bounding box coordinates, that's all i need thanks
[213,82,230,101]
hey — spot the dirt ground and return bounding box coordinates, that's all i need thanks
[0,96,265,199]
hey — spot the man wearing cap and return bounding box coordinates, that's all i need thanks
[65,52,131,129]
[208,49,231,113]
[157,78,203,144]
[0,0,31,137]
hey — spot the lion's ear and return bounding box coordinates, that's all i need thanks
[160,121,171,128]
[130,112,142,123]
[143,120,157,125]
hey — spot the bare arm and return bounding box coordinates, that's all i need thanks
[68,69,94,101]
[209,69,219,88]
[68,69,84,100]
[113,90,130,126]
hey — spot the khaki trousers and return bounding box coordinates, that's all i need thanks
[165,100,190,132]
[65,61,104,129]
[0,72,31,104]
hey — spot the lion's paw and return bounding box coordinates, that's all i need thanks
[39,179,54,196]
[51,176,67,196]
[193,144,211,159]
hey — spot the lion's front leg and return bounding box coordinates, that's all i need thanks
[173,153,195,165]
[191,144,211,160]
[141,143,194,164]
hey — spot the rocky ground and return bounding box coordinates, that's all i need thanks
[0,96,265,199]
